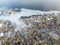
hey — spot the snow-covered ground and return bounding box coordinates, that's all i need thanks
[0,8,59,45]
[0,8,60,25]
[0,8,60,38]
[0,8,60,32]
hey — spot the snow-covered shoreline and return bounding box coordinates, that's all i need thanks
[0,8,60,45]
[0,8,60,32]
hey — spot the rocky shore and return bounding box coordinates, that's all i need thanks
[0,13,60,45]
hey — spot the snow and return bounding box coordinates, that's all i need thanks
[0,8,59,21]
[0,8,60,34]
[49,32,59,40]
[47,17,50,20]
[0,8,44,28]
[0,32,4,37]
[0,8,59,29]
[0,23,2,28]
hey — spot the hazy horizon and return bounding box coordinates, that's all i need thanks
[0,0,60,11]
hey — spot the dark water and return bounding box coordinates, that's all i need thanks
[0,4,59,11]
[12,5,45,11]
[0,4,46,11]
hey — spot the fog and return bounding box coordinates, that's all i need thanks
[0,0,60,10]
